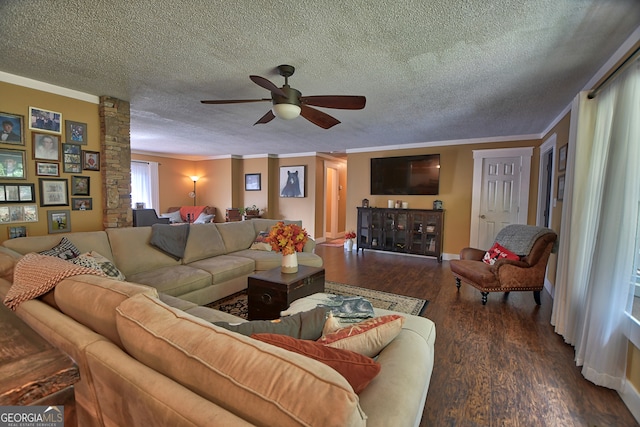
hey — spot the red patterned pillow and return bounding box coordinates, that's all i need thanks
[251,333,381,394]
[482,242,519,265]
[318,315,405,357]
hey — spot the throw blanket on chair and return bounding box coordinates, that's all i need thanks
[495,224,555,255]
[150,223,190,260]
[179,206,206,222]
[3,253,106,310]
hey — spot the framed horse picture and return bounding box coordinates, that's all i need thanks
[279,165,305,198]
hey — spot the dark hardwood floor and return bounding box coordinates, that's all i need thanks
[315,243,638,427]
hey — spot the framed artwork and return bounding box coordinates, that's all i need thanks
[71,175,90,196]
[32,132,60,161]
[0,183,35,203]
[8,226,27,239]
[72,197,92,210]
[36,162,60,176]
[82,150,100,171]
[0,204,38,223]
[245,173,261,191]
[557,174,565,201]
[29,106,62,134]
[0,112,25,145]
[65,120,87,145]
[39,178,69,206]
[48,209,71,233]
[62,143,82,173]
[558,144,568,172]
[279,165,305,198]
[0,149,26,179]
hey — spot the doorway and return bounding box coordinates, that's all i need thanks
[470,147,533,248]
[537,134,556,228]
[324,162,340,240]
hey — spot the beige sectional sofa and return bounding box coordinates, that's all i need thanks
[0,218,437,426]
[1,219,323,305]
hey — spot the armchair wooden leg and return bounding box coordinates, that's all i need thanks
[481,292,488,305]
[455,278,461,290]
[533,291,541,305]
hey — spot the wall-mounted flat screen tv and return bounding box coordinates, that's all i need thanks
[371,154,440,195]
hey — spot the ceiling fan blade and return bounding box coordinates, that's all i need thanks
[201,98,270,104]
[250,75,287,97]
[253,110,275,125]
[300,105,341,129]
[301,95,366,110]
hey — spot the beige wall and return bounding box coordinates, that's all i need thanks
[0,82,103,243]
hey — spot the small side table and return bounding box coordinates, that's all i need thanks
[248,265,325,320]
[0,303,80,426]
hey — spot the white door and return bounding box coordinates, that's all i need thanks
[470,147,532,249]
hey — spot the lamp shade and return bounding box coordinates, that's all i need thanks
[272,103,301,120]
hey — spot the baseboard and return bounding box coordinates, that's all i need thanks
[620,380,640,425]
[544,278,554,298]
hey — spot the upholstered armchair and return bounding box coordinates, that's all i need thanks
[449,224,557,305]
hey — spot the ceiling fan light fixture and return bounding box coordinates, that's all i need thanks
[272,103,301,120]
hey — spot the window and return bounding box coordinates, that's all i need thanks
[130,161,159,210]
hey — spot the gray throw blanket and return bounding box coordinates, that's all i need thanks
[150,224,190,260]
[495,224,554,255]
[317,295,375,323]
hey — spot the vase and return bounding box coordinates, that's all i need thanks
[281,252,298,274]
[345,239,353,251]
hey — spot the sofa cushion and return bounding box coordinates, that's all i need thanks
[186,254,255,283]
[106,227,181,277]
[3,231,114,261]
[54,275,158,349]
[213,306,329,339]
[249,231,272,251]
[126,265,212,297]
[39,237,81,260]
[182,223,227,264]
[215,221,257,254]
[318,315,406,357]
[116,294,366,427]
[251,333,381,394]
[71,251,126,281]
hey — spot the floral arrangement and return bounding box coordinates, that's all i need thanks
[266,221,309,255]
[345,230,356,240]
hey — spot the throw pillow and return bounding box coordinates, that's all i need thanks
[482,242,520,265]
[160,210,183,223]
[213,307,329,340]
[71,251,126,281]
[39,237,81,260]
[318,314,406,358]
[250,231,272,251]
[322,311,341,336]
[193,212,214,224]
[251,333,381,394]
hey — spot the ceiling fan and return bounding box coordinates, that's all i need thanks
[200,65,366,129]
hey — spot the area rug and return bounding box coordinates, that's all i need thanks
[205,281,428,319]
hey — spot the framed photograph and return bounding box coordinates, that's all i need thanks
[279,165,305,198]
[72,197,92,210]
[65,120,87,145]
[82,150,100,171]
[36,162,60,176]
[557,174,565,201]
[0,149,26,179]
[63,143,82,172]
[39,178,69,206]
[558,144,568,172]
[0,183,35,203]
[0,204,38,224]
[48,209,71,233]
[0,112,25,145]
[71,175,90,196]
[245,173,261,191]
[32,132,60,161]
[8,226,27,239]
[29,106,62,134]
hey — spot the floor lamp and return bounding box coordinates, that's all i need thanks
[189,176,199,206]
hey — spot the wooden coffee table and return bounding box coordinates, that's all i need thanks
[248,265,325,320]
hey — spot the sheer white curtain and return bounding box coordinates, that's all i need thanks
[130,161,160,211]
[551,59,640,390]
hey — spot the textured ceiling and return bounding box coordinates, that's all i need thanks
[1,1,639,159]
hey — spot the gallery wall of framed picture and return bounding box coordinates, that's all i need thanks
[1,103,100,238]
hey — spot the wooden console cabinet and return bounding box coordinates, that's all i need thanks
[356,207,444,262]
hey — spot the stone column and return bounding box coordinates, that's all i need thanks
[99,96,132,228]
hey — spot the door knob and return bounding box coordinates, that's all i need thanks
[480,215,486,219]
